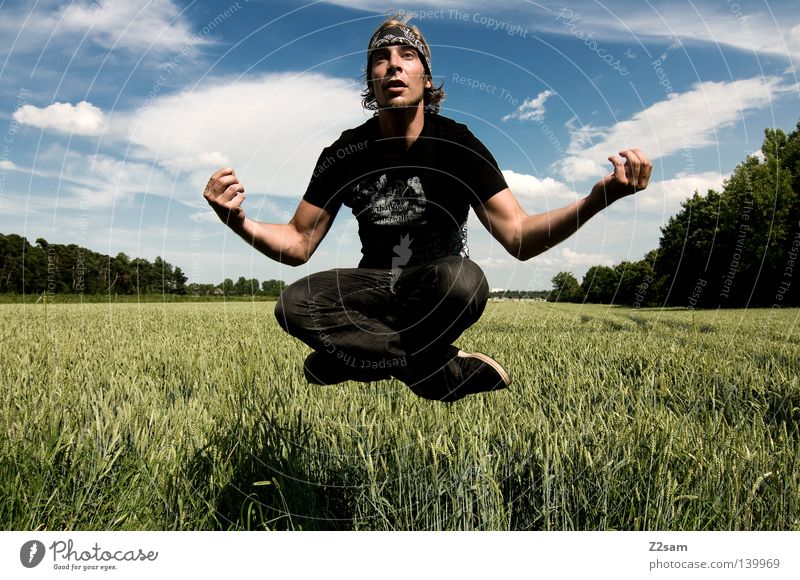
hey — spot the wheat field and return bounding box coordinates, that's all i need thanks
[1,301,798,530]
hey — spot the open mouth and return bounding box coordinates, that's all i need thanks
[384,79,407,90]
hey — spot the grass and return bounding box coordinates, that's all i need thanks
[1,301,798,530]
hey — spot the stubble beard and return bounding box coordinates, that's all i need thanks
[371,78,427,111]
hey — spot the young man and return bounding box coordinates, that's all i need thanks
[203,19,652,402]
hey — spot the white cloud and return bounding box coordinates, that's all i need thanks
[528,2,800,64]
[160,152,233,174]
[557,76,793,180]
[12,72,367,207]
[474,256,515,269]
[0,0,205,60]
[613,5,800,63]
[790,24,800,56]
[353,3,800,81]
[23,147,175,209]
[564,116,605,153]
[323,1,800,63]
[190,211,223,224]
[126,71,367,201]
[0,160,18,171]
[501,169,579,206]
[553,157,606,183]
[50,0,201,52]
[14,101,107,137]
[637,171,727,211]
[534,246,616,269]
[502,90,555,122]
[61,152,173,207]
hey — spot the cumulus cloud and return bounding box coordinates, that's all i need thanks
[324,1,800,63]
[636,171,727,212]
[14,101,107,137]
[502,90,555,122]
[556,76,793,180]
[7,145,175,210]
[0,0,204,57]
[501,169,580,206]
[593,4,800,64]
[190,211,223,224]
[59,151,174,208]
[160,152,233,174]
[62,1,197,52]
[474,256,516,269]
[534,246,616,269]
[125,71,366,201]
[13,72,366,206]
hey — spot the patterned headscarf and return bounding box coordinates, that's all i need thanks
[367,24,431,77]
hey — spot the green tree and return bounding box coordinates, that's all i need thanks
[109,252,133,293]
[548,271,581,302]
[654,121,800,306]
[172,267,188,294]
[614,259,656,305]
[234,276,252,296]
[653,189,724,307]
[0,234,212,297]
[261,279,286,297]
[581,265,617,303]
[221,278,235,296]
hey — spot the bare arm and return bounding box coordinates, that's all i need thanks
[202,167,334,266]
[474,149,652,260]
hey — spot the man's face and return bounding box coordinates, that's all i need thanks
[369,44,432,110]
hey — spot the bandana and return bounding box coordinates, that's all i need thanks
[367,24,431,76]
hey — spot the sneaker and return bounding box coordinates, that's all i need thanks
[411,348,510,402]
[303,351,390,385]
[444,349,511,401]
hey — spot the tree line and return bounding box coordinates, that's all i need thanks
[549,120,800,308]
[0,233,286,298]
[488,289,549,300]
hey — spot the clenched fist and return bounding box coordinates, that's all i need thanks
[592,148,653,207]
[203,167,247,228]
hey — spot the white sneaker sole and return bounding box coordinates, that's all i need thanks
[457,350,511,386]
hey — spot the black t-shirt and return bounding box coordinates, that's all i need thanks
[303,114,508,268]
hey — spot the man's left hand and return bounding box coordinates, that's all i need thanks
[592,148,652,206]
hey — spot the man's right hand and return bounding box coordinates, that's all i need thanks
[203,167,246,230]
[202,167,336,266]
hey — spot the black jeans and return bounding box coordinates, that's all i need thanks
[274,256,489,398]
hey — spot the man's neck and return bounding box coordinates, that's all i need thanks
[376,104,425,154]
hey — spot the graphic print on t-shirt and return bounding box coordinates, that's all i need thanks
[351,173,426,226]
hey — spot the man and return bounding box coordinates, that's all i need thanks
[203,19,652,402]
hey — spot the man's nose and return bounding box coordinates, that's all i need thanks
[387,51,404,71]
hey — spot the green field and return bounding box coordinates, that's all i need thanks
[1,301,798,530]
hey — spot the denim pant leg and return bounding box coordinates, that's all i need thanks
[389,256,490,398]
[393,256,489,358]
[274,267,408,371]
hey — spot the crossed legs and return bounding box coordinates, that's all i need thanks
[274,256,506,400]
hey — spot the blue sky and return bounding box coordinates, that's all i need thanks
[1,0,798,290]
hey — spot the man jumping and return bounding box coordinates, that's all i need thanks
[203,18,652,402]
